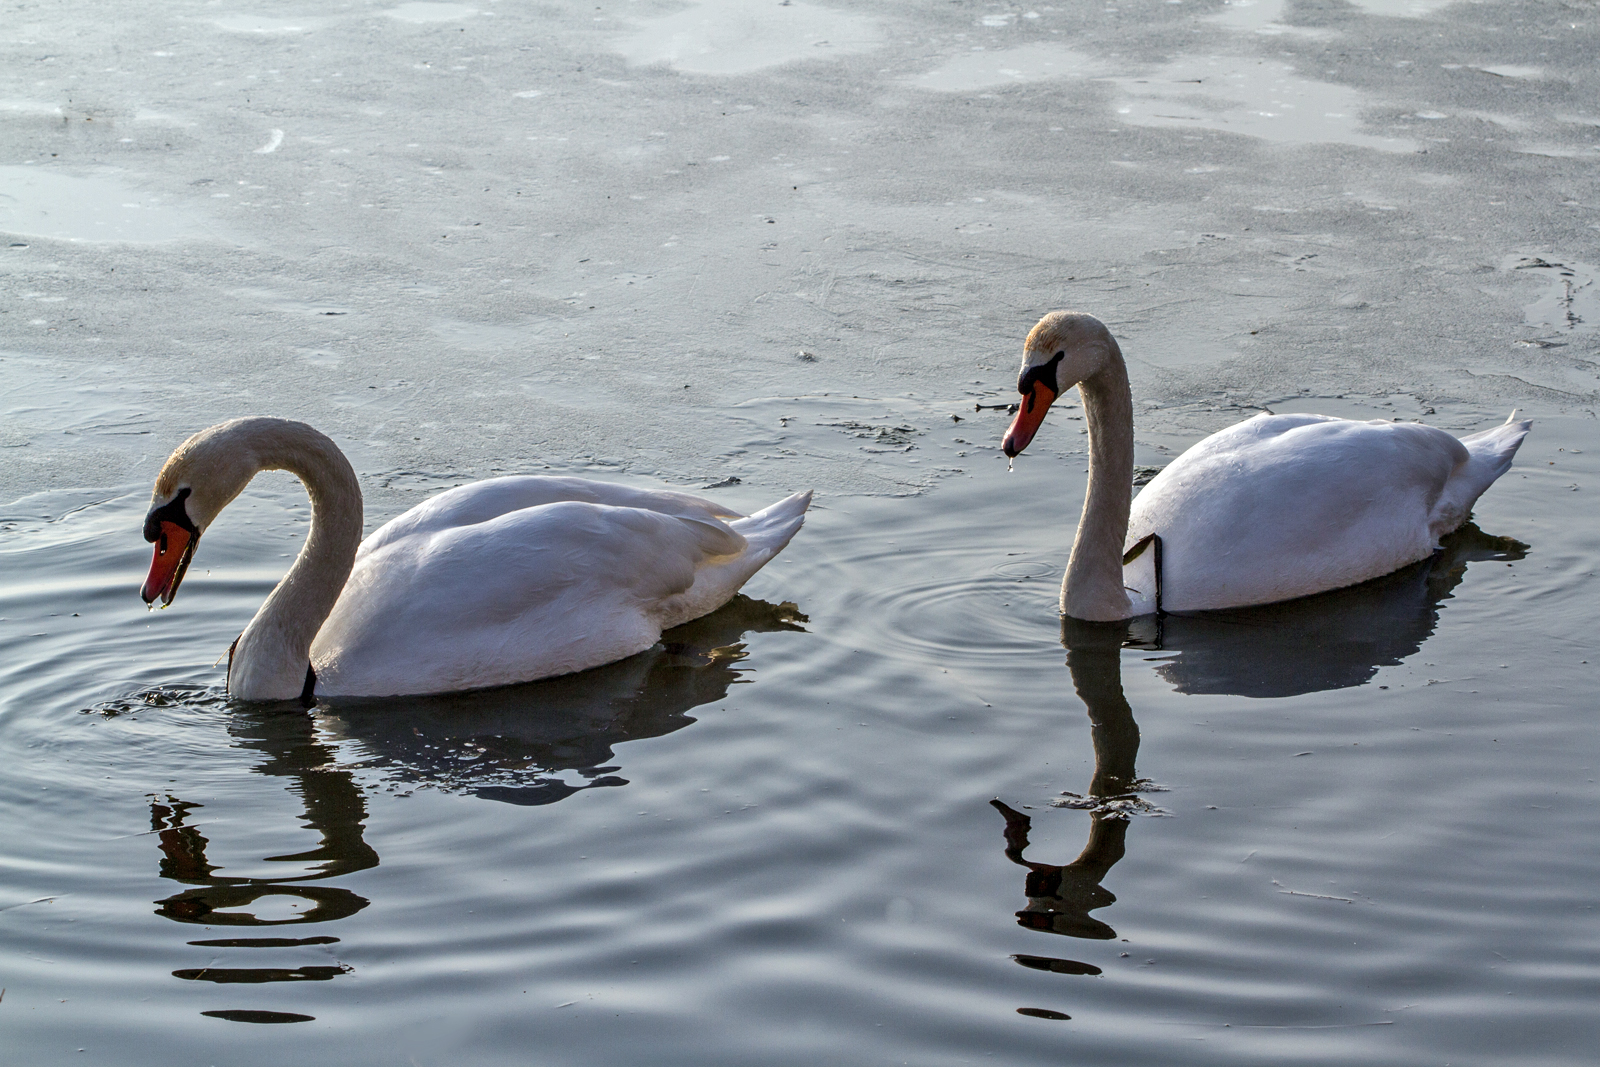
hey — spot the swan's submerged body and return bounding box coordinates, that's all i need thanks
[141,419,810,701]
[312,477,810,697]
[1123,411,1531,613]
[1002,312,1531,620]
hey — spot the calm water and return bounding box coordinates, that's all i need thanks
[2,400,1595,1066]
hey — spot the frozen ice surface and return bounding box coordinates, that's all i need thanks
[911,44,1112,93]
[385,3,478,24]
[613,0,883,75]
[0,166,217,243]
[2,0,1595,506]
[1109,57,1418,152]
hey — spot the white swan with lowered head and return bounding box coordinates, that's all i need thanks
[1000,312,1530,621]
[140,417,811,701]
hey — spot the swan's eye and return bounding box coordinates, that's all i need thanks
[1054,350,1064,359]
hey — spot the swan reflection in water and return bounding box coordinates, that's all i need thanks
[148,595,804,1021]
[995,523,1526,983]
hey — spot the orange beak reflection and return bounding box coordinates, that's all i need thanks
[1002,380,1058,458]
[142,521,197,606]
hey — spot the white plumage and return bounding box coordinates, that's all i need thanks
[1122,412,1530,613]
[1002,312,1530,620]
[314,477,811,696]
[140,418,810,701]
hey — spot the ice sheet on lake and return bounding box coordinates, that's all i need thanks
[612,0,882,76]
[910,45,1111,93]
[211,14,322,34]
[1110,58,1417,153]
[1504,256,1598,337]
[0,167,215,244]
[385,3,477,23]
[911,45,1413,153]
[1348,0,1466,16]
[1209,0,1303,35]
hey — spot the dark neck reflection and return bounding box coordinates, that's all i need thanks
[993,620,1138,947]
[993,523,1526,965]
[151,704,376,999]
[151,595,806,1002]
[152,704,377,931]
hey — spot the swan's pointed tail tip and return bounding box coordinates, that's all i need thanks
[777,489,814,527]
[734,489,814,544]
[767,488,813,516]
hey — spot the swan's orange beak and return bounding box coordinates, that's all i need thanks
[1002,380,1057,457]
[142,522,197,607]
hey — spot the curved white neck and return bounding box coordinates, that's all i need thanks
[227,425,363,701]
[1062,345,1135,621]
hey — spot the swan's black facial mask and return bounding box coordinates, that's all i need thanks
[1017,352,1064,402]
[142,487,200,606]
[143,486,198,543]
[1002,352,1065,458]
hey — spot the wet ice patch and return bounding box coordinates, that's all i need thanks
[1109,58,1417,153]
[1474,64,1546,80]
[910,42,1410,152]
[1505,256,1598,336]
[386,2,477,22]
[0,167,213,244]
[711,394,983,496]
[1210,0,1289,33]
[132,110,196,128]
[1346,0,1459,15]
[0,354,165,483]
[910,45,1109,93]
[1207,0,1330,36]
[212,15,321,33]
[0,100,64,120]
[612,0,881,76]
[1516,143,1600,160]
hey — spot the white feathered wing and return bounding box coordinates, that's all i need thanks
[310,477,810,696]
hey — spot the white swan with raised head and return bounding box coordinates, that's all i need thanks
[1001,312,1531,621]
[140,417,811,701]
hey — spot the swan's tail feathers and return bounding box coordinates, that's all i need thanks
[1433,416,1532,536]
[659,491,812,631]
[1460,414,1533,484]
[730,490,813,557]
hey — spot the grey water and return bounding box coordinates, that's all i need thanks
[4,0,1599,1064]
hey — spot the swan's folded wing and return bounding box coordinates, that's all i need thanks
[357,475,744,560]
[1128,416,1469,611]
[313,500,746,696]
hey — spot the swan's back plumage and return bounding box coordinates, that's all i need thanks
[1125,413,1529,612]
[355,476,744,559]
[310,477,810,697]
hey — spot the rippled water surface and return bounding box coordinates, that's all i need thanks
[2,404,1596,1066]
[5,0,1600,1060]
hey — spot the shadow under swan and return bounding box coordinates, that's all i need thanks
[319,594,808,805]
[1127,521,1526,698]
